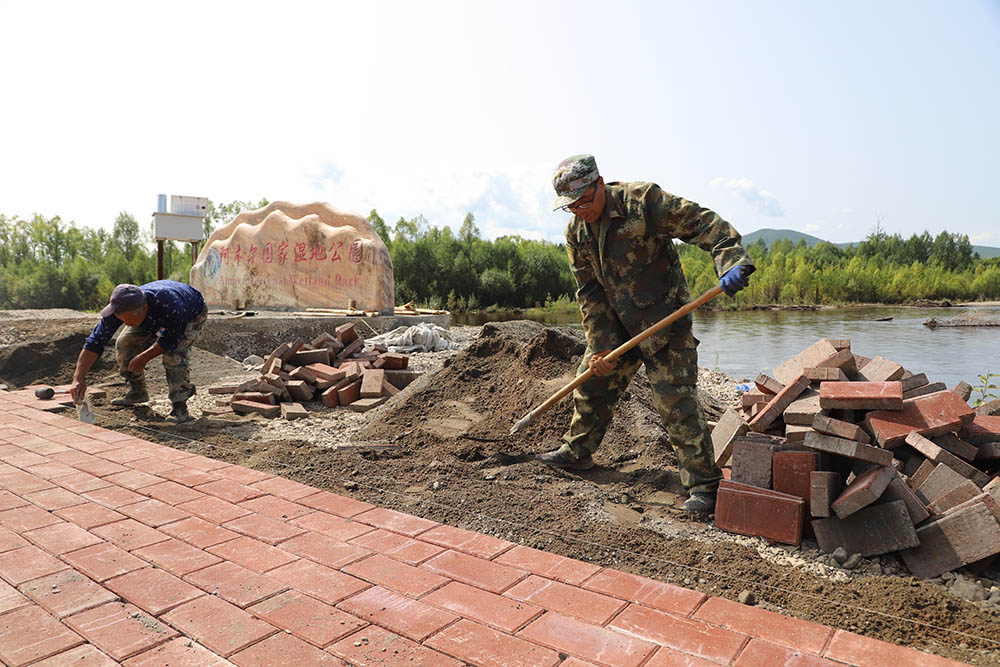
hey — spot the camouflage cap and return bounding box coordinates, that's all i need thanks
[552,154,599,210]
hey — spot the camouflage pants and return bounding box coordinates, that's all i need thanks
[116,307,207,404]
[560,343,722,493]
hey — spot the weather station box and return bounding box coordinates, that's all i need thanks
[152,194,208,241]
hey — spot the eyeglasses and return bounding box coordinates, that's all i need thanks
[559,185,598,213]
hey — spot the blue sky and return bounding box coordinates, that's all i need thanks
[1,1,998,246]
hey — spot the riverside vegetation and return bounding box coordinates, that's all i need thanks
[1,204,999,312]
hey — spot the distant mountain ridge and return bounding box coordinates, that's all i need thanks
[742,228,1000,259]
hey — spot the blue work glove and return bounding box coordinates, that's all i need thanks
[719,265,754,296]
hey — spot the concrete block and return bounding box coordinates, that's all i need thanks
[866,390,976,448]
[914,463,969,504]
[900,373,929,393]
[280,402,309,420]
[774,338,838,385]
[360,369,385,398]
[755,374,783,395]
[900,502,1000,577]
[231,400,280,418]
[962,415,1000,445]
[903,382,949,399]
[803,432,893,467]
[856,356,905,383]
[882,476,930,524]
[715,480,806,545]
[930,432,979,462]
[731,437,781,489]
[820,382,903,411]
[783,390,824,425]
[285,379,314,402]
[905,432,990,486]
[207,385,240,394]
[812,500,918,557]
[348,397,387,412]
[773,451,820,502]
[712,408,748,466]
[831,465,896,518]
[817,347,857,377]
[810,471,841,518]
[928,480,982,514]
[812,414,870,444]
[804,367,849,383]
[335,323,359,345]
[337,380,361,406]
[748,374,810,433]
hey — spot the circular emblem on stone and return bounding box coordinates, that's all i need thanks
[202,247,221,284]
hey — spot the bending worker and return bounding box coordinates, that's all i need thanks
[536,154,754,513]
[69,280,208,424]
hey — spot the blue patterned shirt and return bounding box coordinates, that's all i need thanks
[84,281,206,354]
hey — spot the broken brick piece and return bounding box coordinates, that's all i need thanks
[348,397,387,412]
[285,380,315,402]
[817,348,857,377]
[335,323,359,345]
[952,381,973,402]
[812,414,870,444]
[289,366,319,384]
[754,374,783,395]
[320,386,340,408]
[360,369,385,398]
[305,363,345,382]
[712,408,748,466]
[337,338,365,359]
[830,466,895,519]
[828,339,851,350]
[231,400,280,418]
[715,480,806,545]
[900,502,1000,578]
[741,390,769,409]
[291,348,330,366]
[812,500,918,557]
[773,338,838,385]
[819,382,903,411]
[380,353,409,370]
[856,356,905,383]
[900,373,929,392]
[311,332,337,348]
[748,374,810,433]
[280,402,309,420]
[866,390,976,448]
[810,471,841,518]
[232,392,278,405]
[804,432,893,467]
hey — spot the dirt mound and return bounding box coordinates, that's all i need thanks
[0,333,112,387]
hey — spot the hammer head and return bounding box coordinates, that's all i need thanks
[34,386,55,400]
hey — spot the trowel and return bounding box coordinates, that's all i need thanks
[33,386,97,424]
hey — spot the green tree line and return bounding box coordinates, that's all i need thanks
[2,204,997,312]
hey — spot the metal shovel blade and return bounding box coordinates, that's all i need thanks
[77,401,96,424]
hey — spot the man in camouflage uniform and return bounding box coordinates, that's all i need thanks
[537,155,754,512]
[69,281,208,424]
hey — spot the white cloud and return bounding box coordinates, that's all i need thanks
[804,223,821,233]
[710,177,785,217]
[971,231,998,244]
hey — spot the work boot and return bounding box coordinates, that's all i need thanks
[111,387,149,406]
[535,448,595,471]
[681,491,716,513]
[164,402,193,424]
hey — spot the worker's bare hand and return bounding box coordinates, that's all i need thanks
[127,356,148,375]
[588,350,617,376]
[69,380,86,404]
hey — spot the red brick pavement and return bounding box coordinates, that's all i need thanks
[0,389,970,666]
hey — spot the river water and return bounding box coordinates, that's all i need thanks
[454,305,1000,394]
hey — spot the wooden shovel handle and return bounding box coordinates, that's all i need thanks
[511,286,723,434]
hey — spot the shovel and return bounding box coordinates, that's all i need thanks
[510,285,724,435]
[33,386,97,424]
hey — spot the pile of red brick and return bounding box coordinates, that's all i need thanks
[711,337,1000,578]
[204,324,413,420]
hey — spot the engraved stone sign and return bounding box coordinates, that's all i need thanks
[191,201,394,313]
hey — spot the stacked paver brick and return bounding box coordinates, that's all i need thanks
[207,324,414,420]
[712,337,1000,578]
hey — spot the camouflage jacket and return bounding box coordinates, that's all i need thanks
[565,181,753,356]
